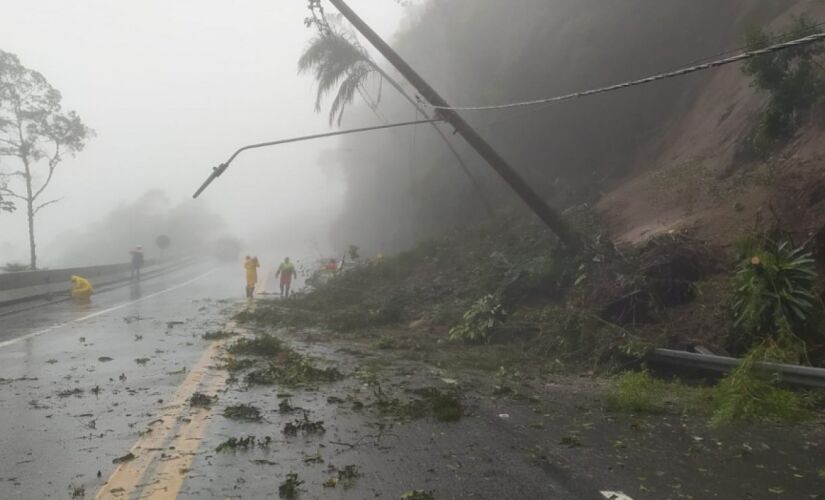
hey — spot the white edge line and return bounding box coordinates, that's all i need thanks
[0,269,218,350]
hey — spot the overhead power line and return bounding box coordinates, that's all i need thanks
[422,32,825,112]
[680,20,825,68]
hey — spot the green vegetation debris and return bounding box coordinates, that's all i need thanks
[202,330,236,340]
[112,452,135,464]
[448,294,506,344]
[228,334,286,356]
[220,357,256,373]
[279,399,297,413]
[189,392,217,408]
[57,388,83,398]
[606,364,812,426]
[605,371,676,414]
[223,404,262,422]
[245,351,342,387]
[372,383,463,422]
[215,435,272,453]
[401,491,435,500]
[324,464,359,489]
[710,348,811,426]
[283,413,326,436]
[559,434,582,448]
[278,472,304,499]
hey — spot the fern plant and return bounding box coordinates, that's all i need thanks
[733,238,818,342]
[448,294,506,344]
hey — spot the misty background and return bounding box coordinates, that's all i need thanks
[0,0,405,268]
[0,0,798,269]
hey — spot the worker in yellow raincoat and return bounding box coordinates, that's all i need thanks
[70,275,93,301]
[244,256,259,298]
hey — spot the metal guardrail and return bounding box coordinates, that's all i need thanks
[650,348,825,389]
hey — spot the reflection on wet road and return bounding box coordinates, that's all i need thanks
[0,263,237,499]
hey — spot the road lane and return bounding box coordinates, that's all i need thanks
[0,263,240,499]
[0,264,601,499]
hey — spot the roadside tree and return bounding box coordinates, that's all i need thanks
[0,49,92,269]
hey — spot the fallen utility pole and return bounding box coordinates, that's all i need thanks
[327,0,580,251]
[192,118,440,199]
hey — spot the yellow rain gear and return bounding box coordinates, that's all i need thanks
[244,257,259,287]
[71,275,93,300]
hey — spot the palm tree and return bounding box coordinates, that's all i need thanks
[298,29,494,215]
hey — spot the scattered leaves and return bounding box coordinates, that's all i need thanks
[279,472,304,499]
[223,404,262,422]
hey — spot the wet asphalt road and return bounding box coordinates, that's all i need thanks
[0,263,601,500]
[0,263,236,499]
[177,339,600,500]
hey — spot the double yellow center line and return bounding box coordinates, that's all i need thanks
[95,333,230,499]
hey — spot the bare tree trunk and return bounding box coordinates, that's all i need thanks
[22,158,36,270]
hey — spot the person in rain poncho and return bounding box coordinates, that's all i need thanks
[244,256,259,298]
[70,275,93,301]
[276,257,297,298]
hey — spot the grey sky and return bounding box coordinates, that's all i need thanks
[0,0,406,265]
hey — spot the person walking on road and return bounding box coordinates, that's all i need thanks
[70,275,94,301]
[276,257,297,298]
[244,256,260,298]
[130,246,144,281]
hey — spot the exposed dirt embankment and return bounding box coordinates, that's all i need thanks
[597,1,825,248]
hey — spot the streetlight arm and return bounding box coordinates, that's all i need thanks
[192,118,440,199]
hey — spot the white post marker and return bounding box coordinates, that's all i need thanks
[601,492,635,500]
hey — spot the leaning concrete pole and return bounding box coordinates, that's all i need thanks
[327,0,580,251]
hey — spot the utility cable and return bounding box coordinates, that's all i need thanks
[680,20,825,67]
[422,32,825,112]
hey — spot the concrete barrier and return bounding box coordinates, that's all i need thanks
[0,259,188,307]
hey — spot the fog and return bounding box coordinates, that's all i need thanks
[0,0,795,270]
[0,0,405,268]
[326,0,790,253]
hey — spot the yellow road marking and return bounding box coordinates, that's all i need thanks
[135,347,228,499]
[95,333,230,499]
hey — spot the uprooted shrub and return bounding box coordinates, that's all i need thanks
[448,294,507,344]
[228,334,287,357]
[594,233,718,325]
[246,353,342,387]
[710,360,810,426]
[529,306,653,373]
